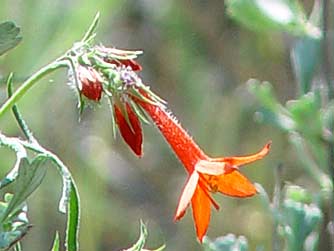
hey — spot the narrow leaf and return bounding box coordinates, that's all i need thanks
[65,181,80,251]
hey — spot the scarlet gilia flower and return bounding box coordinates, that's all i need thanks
[132,92,271,242]
[77,65,103,101]
[71,43,271,242]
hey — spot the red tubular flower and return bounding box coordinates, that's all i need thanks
[132,92,271,242]
[114,102,143,157]
[78,66,103,101]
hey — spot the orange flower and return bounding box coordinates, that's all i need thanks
[174,143,271,241]
[134,94,271,242]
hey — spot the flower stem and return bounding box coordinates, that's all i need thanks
[0,60,68,119]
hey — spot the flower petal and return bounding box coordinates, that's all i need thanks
[174,171,199,221]
[114,103,143,157]
[213,171,257,197]
[191,185,211,242]
[213,142,271,167]
[195,160,235,175]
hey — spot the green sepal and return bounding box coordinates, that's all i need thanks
[107,97,117,139]
[129,99,151,125]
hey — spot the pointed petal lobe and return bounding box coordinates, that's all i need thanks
[213,142,271,167]
[174,171,199,221]
[191,185,211,242]
[213,171,257,197]
[114,103,143,157]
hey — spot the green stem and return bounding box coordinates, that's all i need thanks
[0,60,68,118]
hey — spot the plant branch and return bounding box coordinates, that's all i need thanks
[6,73,35,142]
[0,60,68,119]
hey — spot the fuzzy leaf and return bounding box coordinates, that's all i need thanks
[202,234,248,251]
[0,21,22,56]
[282,198,322,251]
[248,80,295,131]
[0,135,27,189]
[226,0,321,38]
[0,194,30,250]
[1,155,48,223]
[291,37,321,95]
[286,92,322,138]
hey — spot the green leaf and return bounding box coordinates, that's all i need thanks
[202,234,248,251]
[0,21,22,56]
[286,92,322,138]
[248,80,295,131]
[0,134,27,189]
[291,0,322,94]
[65,181,80,251]
[0,194,31,250]
[282,198,322,251]
[0,155,48,223]
[285,185,312,203]
[289,133,332,190]
[226,0,321,38]
[51,232,60,251]
[291,37,321,94]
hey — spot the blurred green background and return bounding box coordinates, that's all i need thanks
[0,0,317,250]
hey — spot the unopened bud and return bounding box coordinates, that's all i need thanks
[78,66,103,101]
